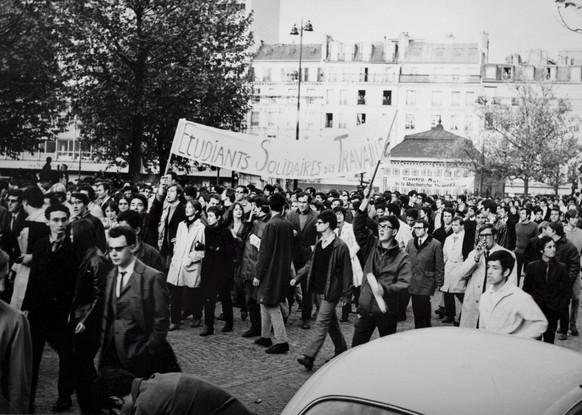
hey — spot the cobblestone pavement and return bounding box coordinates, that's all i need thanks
[35,293,582,414]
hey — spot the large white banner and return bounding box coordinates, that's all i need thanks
[169,112,395,180]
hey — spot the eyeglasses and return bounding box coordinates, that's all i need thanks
[479,233,493,238]
[412,227,426,230]
[378,223,393,230]
[106,245,129,253]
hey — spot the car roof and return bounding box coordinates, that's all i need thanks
[283,328,582,415]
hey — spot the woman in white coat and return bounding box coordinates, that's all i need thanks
[440,217,468,324]
[167,200,205,330]
[334,206,363,322]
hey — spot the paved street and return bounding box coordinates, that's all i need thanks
[35,293,582,414]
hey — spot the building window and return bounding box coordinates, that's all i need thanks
[511,97,518,106]
[325,113,333,128]
[339,89,347,105]
[431,115,441,128]
[406,90,416,106]
[361,67,369,82]
[403,168,411,176]
[250,112,260,127]
[465,91,475,106]
[405,114,415,130]
[411,169,419,177]
[267,112,275,127]
[357,113,366,125]
[464,115,473,133]
[451,91,460,107]
[434,169,442,177]
[431,91,442,107]
[303,67,309,82]
[382,90,392,105]
[262,68,272,82]
[357,90,366,105]
[421,168,432,177]
[338,114,347,129]
[444,169,453,178]
[392,168,400,175]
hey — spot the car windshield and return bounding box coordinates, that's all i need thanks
[303,399,417,415]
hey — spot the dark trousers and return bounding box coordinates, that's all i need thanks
[169,284,203,324]
[411,294,432,328]
[399,291,410,319]
[232,266,247,313]
[203,279,233,326]
[443,292,465,319]
[244,280,261,331]
[351,312,398,347]
[29,317,75,403]
[73,324,101,414]
[515,252,524,286]
[541,306,559,344]
[288,277,313,322]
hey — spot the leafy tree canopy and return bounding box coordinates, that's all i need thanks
[0,0,67,156]
[55,0,254,176]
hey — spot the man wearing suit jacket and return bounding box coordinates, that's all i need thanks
[22,204,78,412]
[286,191,318,329]
[149,178,186,268]
[100,225,179,379]
[71,192,107,252]
[0,189,25,302]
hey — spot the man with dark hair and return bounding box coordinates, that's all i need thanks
[432,207,454,245]
[71,192,107,251]
[549,206,561,223]
[263,184,275,198]
[406,219,444,329]
[22,204,78,412]
[95,181,112,208]
[78,183,104,219]
[92,369,252,415]
[459,224,517,328]
[239,197,271,338]
[1,189,25,300]
[286,191,318,329]
[253,193,294,354]
[532,206,544,225]
[100,225,179,377]
[546,221,581,340]
[479,250,547,339]
[515,207,538,283]
[483,199,508,249]
[234,185,251,214]
[117,210,164,272]
[497,205,517,250]
[351,192,411,347]
[294,210,352,370]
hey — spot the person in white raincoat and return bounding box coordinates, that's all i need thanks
[167,200,205,330]
[440,216,469,324]
[333,207,363,322]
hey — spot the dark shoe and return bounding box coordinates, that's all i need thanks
[301,320,311,330]
[397,314,406,322]
[297,355,314,370]
[571,327,579,336]
[441,316,455,324]
[241,312,248,321]
[221,323,233,333]
[191,319,202,328]
[169,323,180,331]
[200,326,214,336]
[435,306,445,317]
[216,312,225,321]
[242,328,261,338]
[340,317,349,323]
[266,342,289,354]
[52,396,72,412]
[254,337,273,347]
[453,321,460,327]
[559,333,568,341]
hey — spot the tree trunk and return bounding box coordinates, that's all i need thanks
[128,113,143,180]
[523,177,529,197]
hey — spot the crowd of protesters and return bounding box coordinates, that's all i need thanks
[1,166,581,414]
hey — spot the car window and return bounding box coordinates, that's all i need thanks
[303,399,416,415]
[566,400,582,415]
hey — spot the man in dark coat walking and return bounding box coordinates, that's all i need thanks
[253,193,294,354]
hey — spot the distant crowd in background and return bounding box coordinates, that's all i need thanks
[1,159,581,414]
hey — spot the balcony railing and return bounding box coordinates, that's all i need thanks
[399,74,481,83]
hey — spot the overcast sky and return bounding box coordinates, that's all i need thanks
[278,0,582,62]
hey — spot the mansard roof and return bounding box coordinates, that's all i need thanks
[254,44,322,61]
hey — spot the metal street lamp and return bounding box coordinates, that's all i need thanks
[290,19,313,190]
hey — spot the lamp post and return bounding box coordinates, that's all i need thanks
[290,19,313,190]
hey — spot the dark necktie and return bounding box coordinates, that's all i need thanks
[10,215,16,232]
[545,262,550,284]
[117,271,127,298]
[482,250,489,294]
[51,240,61,253]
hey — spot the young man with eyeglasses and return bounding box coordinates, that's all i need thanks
[405,220,444,329]
[293,210,353,370]
[351,193,411,347]
[100,225,179,379]
[459,224,517,328]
